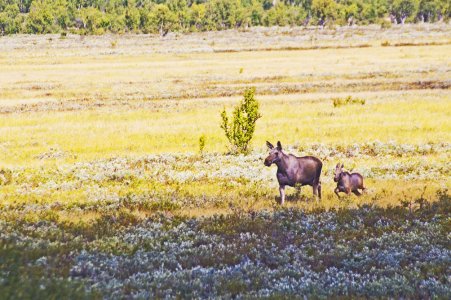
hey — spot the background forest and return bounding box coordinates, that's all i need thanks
[0,0,450,35]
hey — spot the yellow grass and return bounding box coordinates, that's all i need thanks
[0,26,450,218]
[0,91,449,167]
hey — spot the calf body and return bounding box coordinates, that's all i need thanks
[265,141,322,204]
[334,164,366,197]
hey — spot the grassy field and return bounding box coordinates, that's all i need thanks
[0,24,450,298]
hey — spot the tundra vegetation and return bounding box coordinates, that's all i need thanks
[0,25,450,298]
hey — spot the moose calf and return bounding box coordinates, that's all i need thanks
[334,163,366,197]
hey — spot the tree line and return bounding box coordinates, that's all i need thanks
[0,0,449,35]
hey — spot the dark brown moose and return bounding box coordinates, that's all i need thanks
[264,141,323,205]
[334,163,366,197]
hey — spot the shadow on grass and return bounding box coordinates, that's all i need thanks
[1,190,449,298]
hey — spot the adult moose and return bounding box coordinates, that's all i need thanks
[264,141,323,205]
[334,163,366,197]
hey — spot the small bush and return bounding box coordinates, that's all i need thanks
[199,134,206,154]
[381,40,390,46]
[332,95,366,107]
[220,87,261,154]
[379,19,392,29]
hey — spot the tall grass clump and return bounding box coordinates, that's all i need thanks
[0,169,12,185]
[379,19,392,29]
[199,134,206,154]
[332,95,366,107]
[220,87,261,154]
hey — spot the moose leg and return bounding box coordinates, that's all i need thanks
[312,183,320,201]
[318,182,322,199]
[279,185,286,205]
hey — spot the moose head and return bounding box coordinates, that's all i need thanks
[334,163,344,182]
[264,141,283,166]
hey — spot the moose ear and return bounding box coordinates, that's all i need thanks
[277,141,282,150]
[266,141,274,149]
[336,163,340,168]
[341,164,344,168]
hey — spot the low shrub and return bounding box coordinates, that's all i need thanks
[332,95,366,107]
[220,87,261,154]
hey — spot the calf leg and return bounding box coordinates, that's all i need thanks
[334,187,341,198]
[352,190,362,196]
[279,185,286,205]
[359,179,366,193]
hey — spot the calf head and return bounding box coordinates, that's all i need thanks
[264,141,283,166]
[334,163,344,182]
